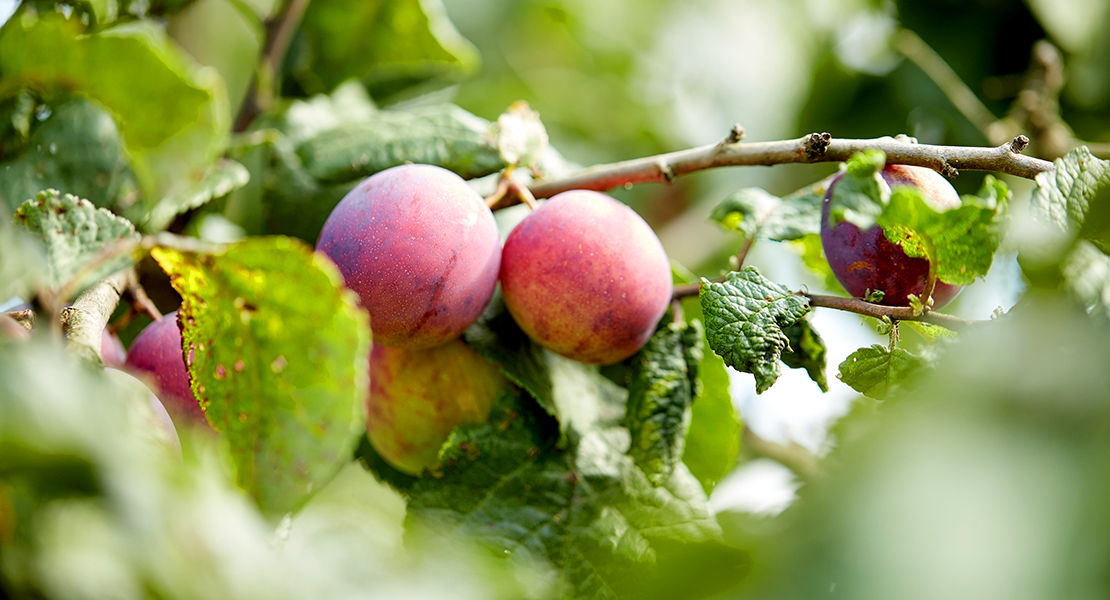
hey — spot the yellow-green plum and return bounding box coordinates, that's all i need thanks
[821,164,963,308]
[499,190,672,365]
[316,164,501,349]
[367,339,506,475]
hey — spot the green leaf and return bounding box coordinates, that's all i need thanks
[0,217,46,301]
[876,179,1010,286]
[1063,240,1110,325]
[623,320,703,486]
[710,179,827,242]
[292,0,480,97]
[837,344,923,400]
[151,236,371,516]
[827,149,888,229]
[904,320,958,343]
[780,318,829,392]
[390,389,748,600]
[679,294,741,494]
[0,97,136,218]
[292,104,504,184]
[464,291,556,416]
[0,13,230,210]
[138,158,250,232]
[12,189,138,293]
[1030,146,1110,230]
[700,267,811,394]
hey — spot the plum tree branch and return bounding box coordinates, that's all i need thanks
[61,269,134,365]
[235,0,312,132]
[742,426,820,481]
[527,132,1052,200]
[804,294,978,329]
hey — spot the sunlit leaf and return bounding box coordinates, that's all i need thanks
[152,237,370,515]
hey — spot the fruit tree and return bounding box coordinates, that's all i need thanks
[2,1,1110,599]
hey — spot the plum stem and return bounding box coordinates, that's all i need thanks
[522,131,1053,204]
[485,175,538,211]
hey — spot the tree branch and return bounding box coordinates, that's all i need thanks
[804,293,979,329]
[235,0,312,132]
[61,270,134,365]
[742,426,820,481]
[527,133,1052,201]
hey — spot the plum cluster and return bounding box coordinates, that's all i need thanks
[115,164,672,474]
[314,164,673,473]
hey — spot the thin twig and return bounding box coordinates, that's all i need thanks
[894,29,1006,144]
[742,426,820,481]
[235,0,313,132]
[125,283,163,322]
[526,133,1052,201]
[805,293,979,330]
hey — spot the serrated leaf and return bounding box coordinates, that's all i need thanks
[13,189,138,293]
[1030,146,1110,230]
[780,318,829,392]
[828,149,888,229]
[0,98,136,218]
[837,344,923,400]
[679,294,742,494]
[138,159,250,232]
[293,0,479,97]
[700,267,811,394]
[710,179,827,242]
[151,237,370,516]
[277,80,380,146]
[293,104,504,184]
[876,178,1010,286]
[1063,240,1110,324]
[380,389,748,600]
[0,13,229,208]
[624,320,703,486]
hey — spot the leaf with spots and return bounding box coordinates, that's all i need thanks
[151,236,370,516]
[700,267,811,394]
[13,189,138,295]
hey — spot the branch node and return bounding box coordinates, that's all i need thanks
[894,134,919,144]
[804,132,832,159]
[1010,135,1030,153]
[726,124,746,144]
[656,160,676,183]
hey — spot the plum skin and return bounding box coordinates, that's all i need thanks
[316,164,501,350]
[821,164,963,308]
[499,190,673,365]
[124,312,207,426]
[367,339,506,475]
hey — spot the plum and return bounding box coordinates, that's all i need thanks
[499,190,673,365]
[101,328,127,368]
[367,339,506,475]
[821,164,963,308]
[316,164,501,350]
[124,312,207,426]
